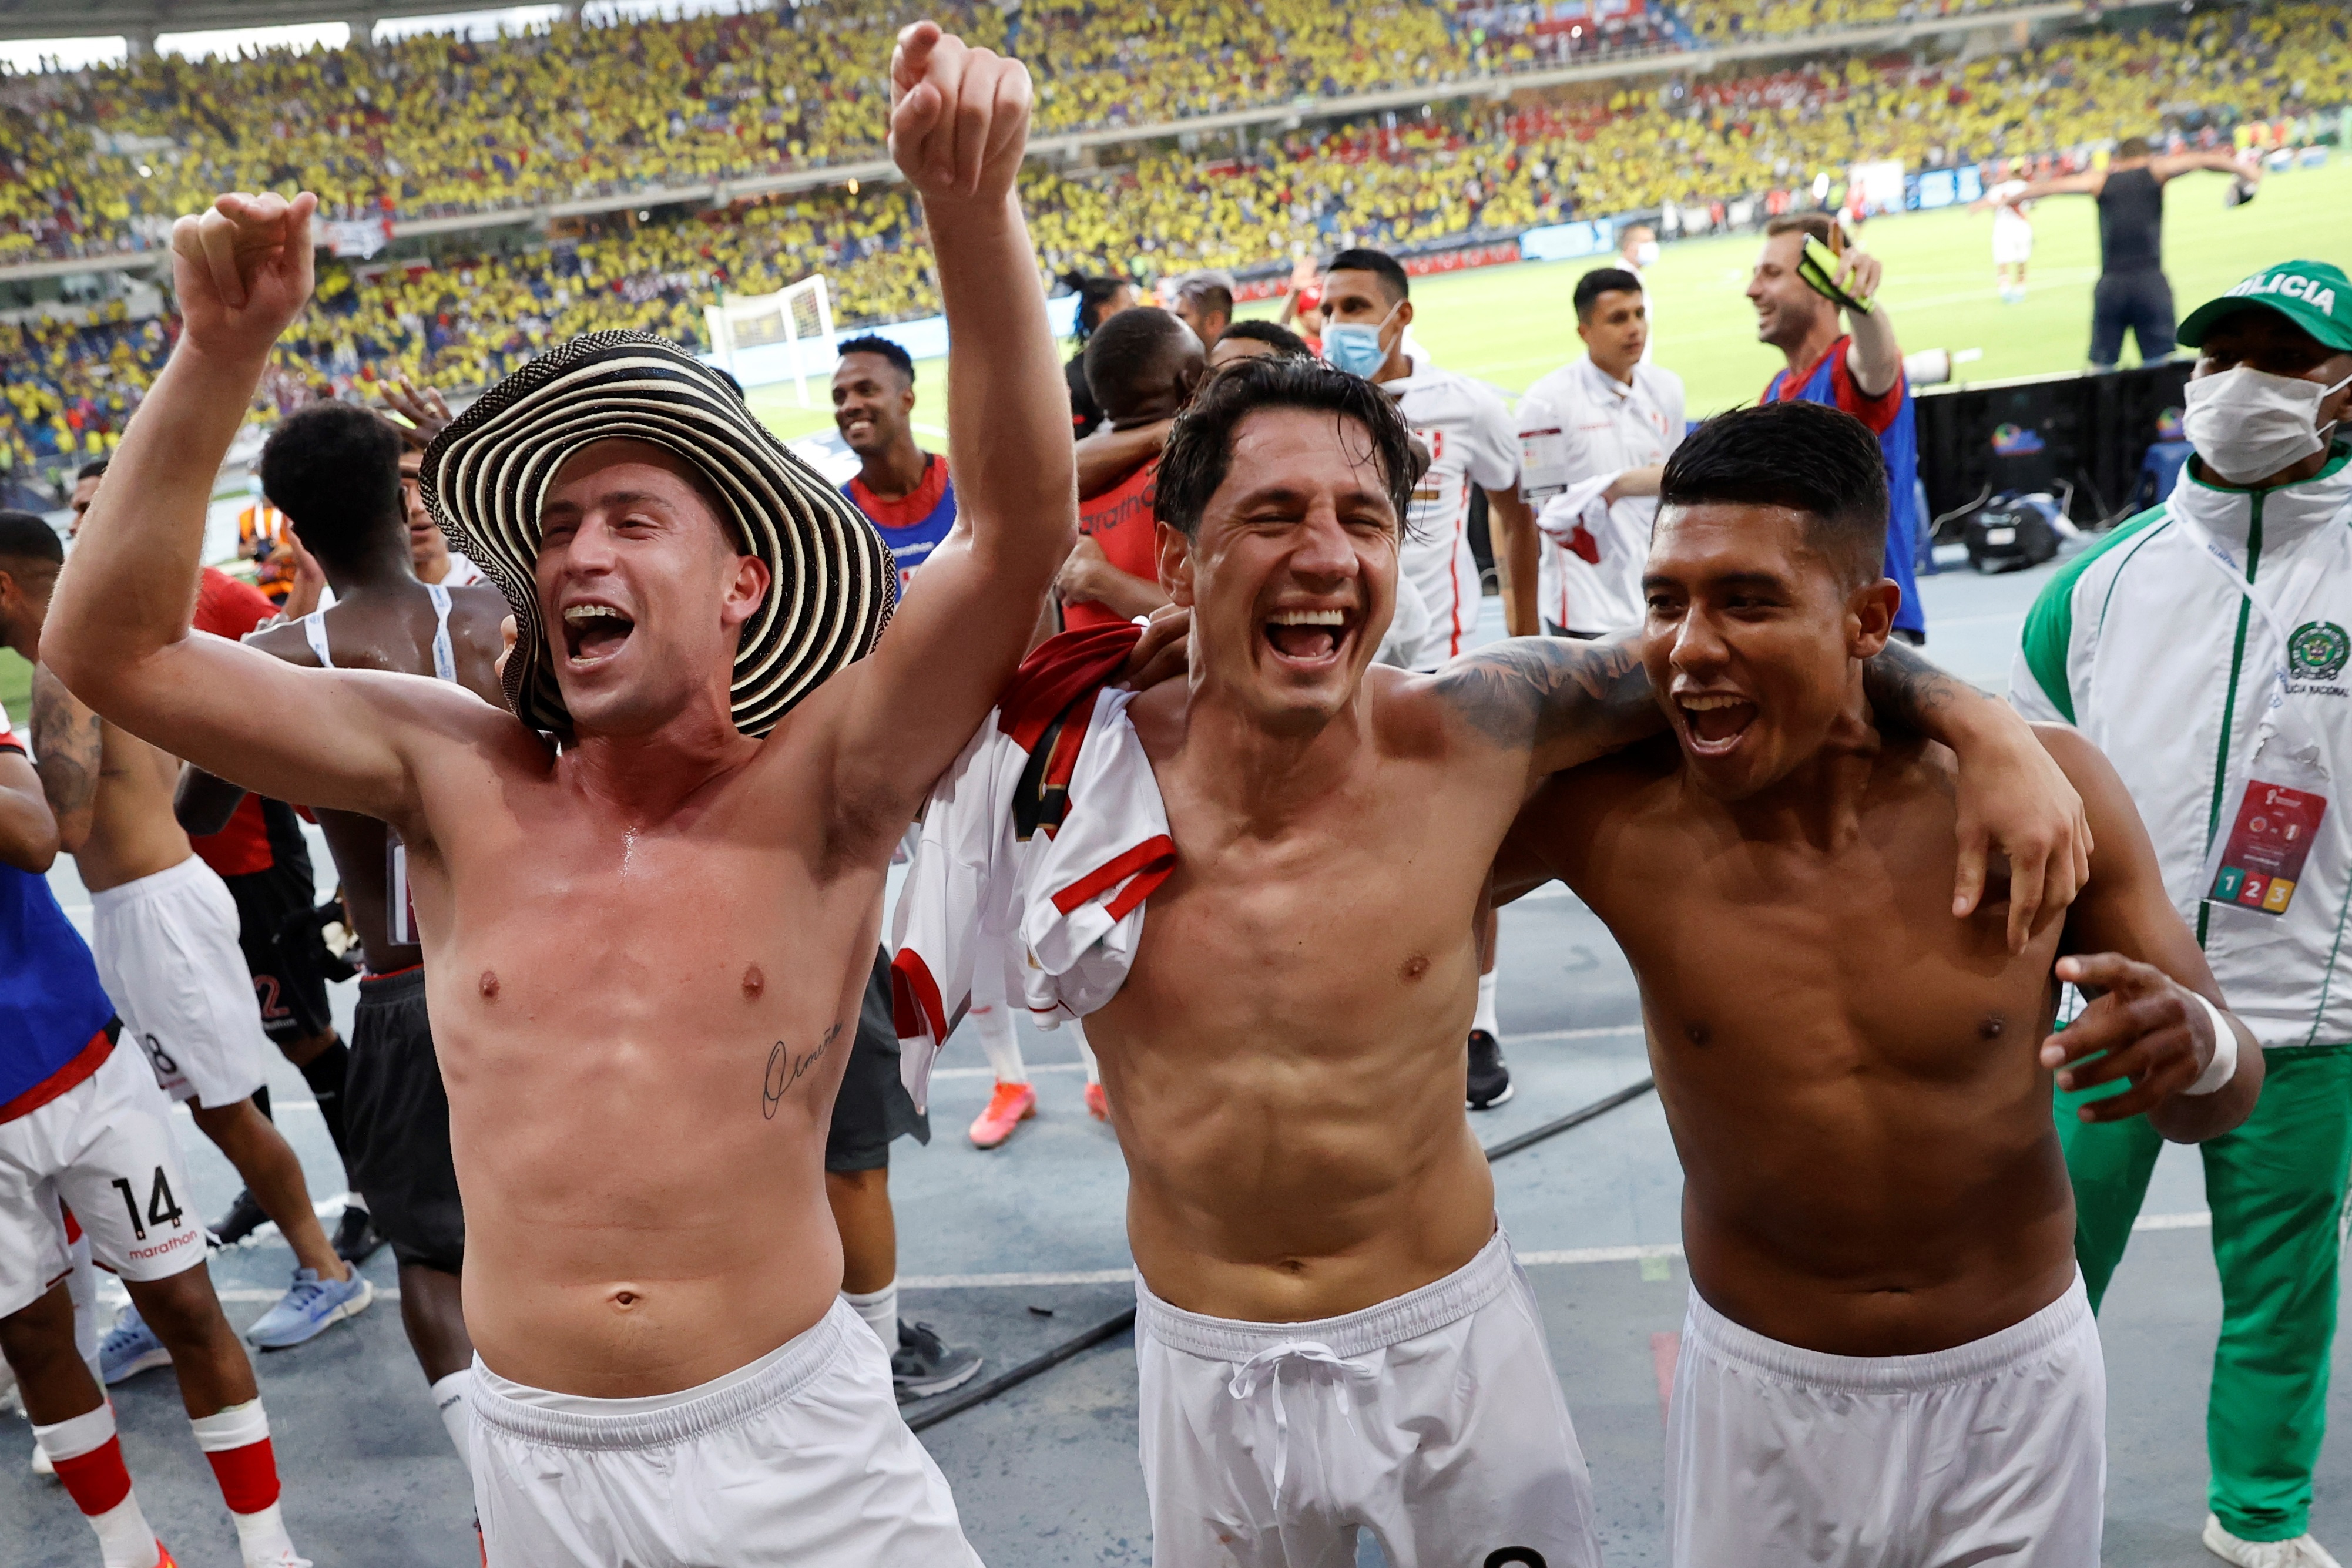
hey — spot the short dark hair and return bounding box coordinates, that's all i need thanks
[1659,401,1889,586]
[75,458,108,483]
[1764,211,1836,247]
[1324,248,1410,305]
[2117,135,2153,160]
[1155,356,1416,540]
[257,403,404,573]
[1217,319,1313,359]
[1574,267,1646,322]
[835,333,914,383]
[1060,271,1132,341]
[1174,271,1235,324]
[0,509,64,570]
[1084,307,1197,422]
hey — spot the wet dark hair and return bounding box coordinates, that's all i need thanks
[257,402,404,573]
[1574,266,1646,322]
[1084,307,1198,422]
[1060,271,1132,343]
[1216,320,1313,359]
[1155,355,1416,540]
[75,458,109,482]
[0,509,64,571]
[1659,401,1888,586]
[1324,247,1410,305]
[835,333,914,383]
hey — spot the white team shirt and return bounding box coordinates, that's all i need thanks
[1382,355,1521,669]
[1515,356,1686,636]
[440,550,487,588]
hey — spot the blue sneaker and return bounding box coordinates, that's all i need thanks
[244,1268,374,1351]
[100,1305,172,1385]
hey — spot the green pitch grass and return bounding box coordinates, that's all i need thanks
[747,158,2352,443]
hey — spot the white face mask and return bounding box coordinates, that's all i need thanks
[1632,239,1662,268]
[2183,365,2352,485]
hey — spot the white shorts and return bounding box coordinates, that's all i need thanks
[1667,1275,2105,1567]
[0,1040,207,1317]
[468,1298,981,1567]
[91,855,271,1109]
[1136,1227,1601,1568]
[1992,220,2034,266]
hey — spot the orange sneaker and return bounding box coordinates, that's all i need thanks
[968,1081,1036,1149]
[1083,1082,1109,1122]
[156,1545,180,1568]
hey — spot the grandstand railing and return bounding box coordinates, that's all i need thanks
[0,0,2085,285]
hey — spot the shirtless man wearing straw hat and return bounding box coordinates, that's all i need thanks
[43,23,1066,1563]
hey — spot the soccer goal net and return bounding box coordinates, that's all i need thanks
[704,273,835,405]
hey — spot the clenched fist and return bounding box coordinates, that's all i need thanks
[170,191,318,361]
[888,22,1032,209]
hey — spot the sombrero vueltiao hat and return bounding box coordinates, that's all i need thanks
[420,330,897,738]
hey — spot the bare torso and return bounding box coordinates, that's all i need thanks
[1091,670,1526,1322]
[395,697,887,1396]
[1511,734,2076,1357]
[78,720,193,893]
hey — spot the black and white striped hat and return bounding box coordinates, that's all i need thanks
[420,330,897,738]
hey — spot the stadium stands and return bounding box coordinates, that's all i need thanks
[3,0,2344,493]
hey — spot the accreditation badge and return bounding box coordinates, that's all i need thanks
[1519,425,1573,502]
[2204,775,2328,918]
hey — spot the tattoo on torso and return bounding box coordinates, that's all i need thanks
[761,1022,843,1120]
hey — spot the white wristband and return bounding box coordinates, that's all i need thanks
[2184,991,2240,1097]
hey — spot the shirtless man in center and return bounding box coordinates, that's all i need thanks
[979,354,2084,1564]
[45,23,1071,1564]
[1497,399,2264,1565]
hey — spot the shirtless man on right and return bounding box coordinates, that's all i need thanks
[1496,399,2266,1566]
[46,23,1072,1564]
[900,353,2091,1566]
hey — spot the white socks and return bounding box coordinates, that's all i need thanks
[843,1282,899,1347]
[971,1002,1028,1084]
[227,1501,296,1568]
[86,1496,159,1568]
[32,1403,157,1568]
[1474,969,1500,1038]
[1069,1018,1102,1086]
[429,1369,474,1458]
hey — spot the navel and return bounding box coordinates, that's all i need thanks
[610,1289,639,1310]
[478,970,499,1000]
[743,964,765,1000]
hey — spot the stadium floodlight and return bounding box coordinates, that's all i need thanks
[704,274,836,407]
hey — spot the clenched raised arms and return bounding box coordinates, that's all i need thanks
[817,25,1078,834]
[1433,633,2092,949]
[42,191,509,827]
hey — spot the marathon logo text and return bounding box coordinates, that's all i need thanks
[2231,273,2340,315]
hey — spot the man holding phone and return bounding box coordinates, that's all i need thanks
[1748,212,1925,643]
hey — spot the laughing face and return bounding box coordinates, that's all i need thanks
[1641,501,1896,800]
[1747,230,1831,354]
[831,352,915,458]
[535,439,771,737]
[1159,407,1399,731]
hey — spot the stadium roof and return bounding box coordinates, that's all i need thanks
[0,0,570,43]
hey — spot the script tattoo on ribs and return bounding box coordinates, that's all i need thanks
[761,1022,843,1120]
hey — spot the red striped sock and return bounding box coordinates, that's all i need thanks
[52,1434,134,1517]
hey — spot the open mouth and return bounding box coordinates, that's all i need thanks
[1677,692,1758,754]
[1260,606,1353,669]
[840,415,875,442]
[561,602,636,666]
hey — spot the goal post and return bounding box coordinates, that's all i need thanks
[704,273,835,405]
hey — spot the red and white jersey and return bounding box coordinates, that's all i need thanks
[890,624,1173,1114]
[1383,357,1520,669]
[1516,356,1685,636]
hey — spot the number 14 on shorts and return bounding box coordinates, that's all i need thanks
[110,1166,186,1241]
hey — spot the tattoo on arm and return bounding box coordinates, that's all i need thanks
[30,666,103,823]
[1861,642,1975,736]
[761,1022,843,1119]
[1431,636,1662,768]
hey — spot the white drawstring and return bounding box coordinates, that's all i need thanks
[1224,1341,1380,1504]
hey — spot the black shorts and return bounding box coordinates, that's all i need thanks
[2090,268,2177,370]
[343,968,465,1273]
[222,860,333,1046]
[825,949,930,1174]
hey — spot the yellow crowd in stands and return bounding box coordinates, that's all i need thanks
[4,2,2343,485]
[1680,0,2016,41]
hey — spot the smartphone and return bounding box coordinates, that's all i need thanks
[1797,234,1874,314]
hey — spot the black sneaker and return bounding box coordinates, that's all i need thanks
[207,1188,270,1248]
[332,1202,386,1265]
[892,1319,983,1403]
[1467,1030,1514,1110]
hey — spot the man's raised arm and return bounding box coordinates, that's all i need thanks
[827,23,1077,812]
[42,192,462,821]
[1431,634,2090,949]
